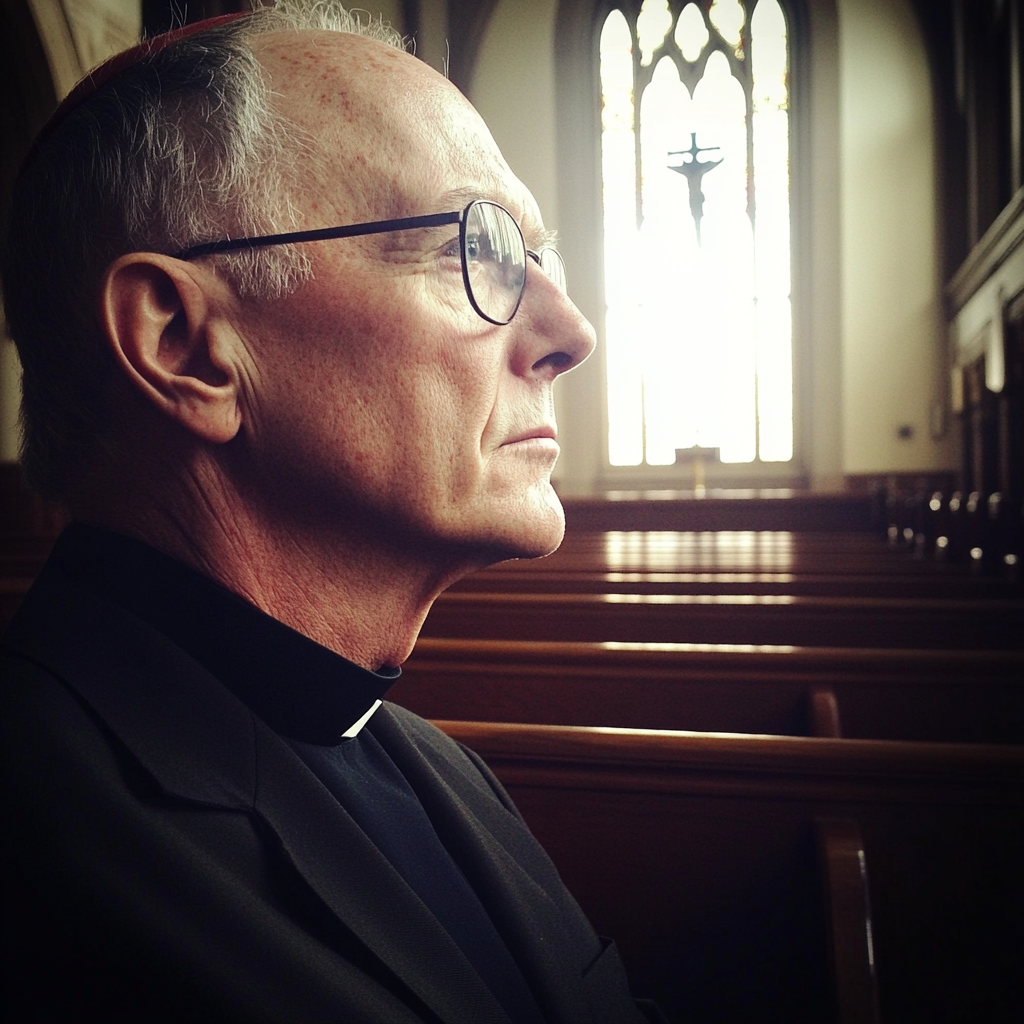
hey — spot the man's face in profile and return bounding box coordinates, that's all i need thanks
[232,31,595,566]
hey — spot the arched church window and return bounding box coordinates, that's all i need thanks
[600,0,793,468]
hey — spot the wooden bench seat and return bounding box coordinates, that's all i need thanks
[391,638,1024,743]
[435,719,1024,1023]
[559,494,875,533]
[451,566,1020,599]
[515,530,984,575]
[422,590,1024,649]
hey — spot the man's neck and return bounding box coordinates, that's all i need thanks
[72,465,485,671]
[180,512,467,670]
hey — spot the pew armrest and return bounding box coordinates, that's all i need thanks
[817,818,880,1024]
[811,688,843,738]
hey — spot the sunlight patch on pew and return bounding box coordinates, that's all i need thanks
[603,592,797,604]
[603,530,796,570]
[600,640,797,653]
[605,572,798,583]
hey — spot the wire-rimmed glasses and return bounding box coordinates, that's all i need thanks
[174,199,566,326]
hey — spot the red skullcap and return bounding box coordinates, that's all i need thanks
[29,12,252,159]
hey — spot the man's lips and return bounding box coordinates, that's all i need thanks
[501,425,558,447]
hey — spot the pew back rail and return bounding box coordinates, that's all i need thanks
[434,721,1024,1023]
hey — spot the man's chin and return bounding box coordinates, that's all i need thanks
[504,523,565,561]
[488,487,566,561]
[426,483,567,568]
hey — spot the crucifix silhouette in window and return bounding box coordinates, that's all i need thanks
[668,133,723,246]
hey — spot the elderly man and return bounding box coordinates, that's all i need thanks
[0,4,659,1022]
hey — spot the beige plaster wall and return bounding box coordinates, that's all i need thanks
[839,0,951,473]
[470,0,559,232]
[26,0,141,96]
[1,1,144,464]
[61,0,141,73]
[352,0,407,40]
[413,0,449,75]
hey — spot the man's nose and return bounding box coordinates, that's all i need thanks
[516,262,597,380]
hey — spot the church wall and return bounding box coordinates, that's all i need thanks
[1,0,142,467]
[838,0,952,475]
[411,0,448,75]
[471,0,559,232]
[58,0,142,73]
[354,0,405,38]
[0,340,18,462]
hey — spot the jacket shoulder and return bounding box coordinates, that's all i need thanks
[377,701,522,817]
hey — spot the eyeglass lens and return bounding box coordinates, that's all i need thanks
[462,202,565,325]
[538,248,566,293]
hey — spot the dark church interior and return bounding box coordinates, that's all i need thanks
[1,0,1022,1021]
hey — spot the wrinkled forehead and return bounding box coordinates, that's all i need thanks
[255,30,534,226]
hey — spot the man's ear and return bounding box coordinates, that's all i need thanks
[100,253,244,444]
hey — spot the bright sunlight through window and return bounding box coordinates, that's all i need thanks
[601,0,793,467]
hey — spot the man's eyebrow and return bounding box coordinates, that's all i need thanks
[435,188,560,250]
[532,227,559,250]
[437,186,487,208]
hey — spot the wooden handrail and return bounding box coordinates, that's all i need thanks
[410,636,1024,678]
[434,720,1024,801]
[422,590,1024,648]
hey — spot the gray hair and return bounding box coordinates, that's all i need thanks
[2,1,404,503]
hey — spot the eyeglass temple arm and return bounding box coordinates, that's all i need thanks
[174,210,464,261]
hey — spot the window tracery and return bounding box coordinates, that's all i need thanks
[600,0,792,467]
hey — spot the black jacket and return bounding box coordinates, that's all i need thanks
[2,556,649,1023]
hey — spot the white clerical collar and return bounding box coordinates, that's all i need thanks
[341,699,383,739]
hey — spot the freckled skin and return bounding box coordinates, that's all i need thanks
[238,31,595,563]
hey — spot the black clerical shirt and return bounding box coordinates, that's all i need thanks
[50,523,544,1024]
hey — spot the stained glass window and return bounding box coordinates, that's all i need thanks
[601,0,792,467]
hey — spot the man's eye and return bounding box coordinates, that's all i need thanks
[441,236,463,261]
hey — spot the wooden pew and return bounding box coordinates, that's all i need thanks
[559,494,877,533]
[391,638,1024,743]
[474,529,1021,595]
[506,529,991,575]
[9,539,1020,640]
[453,564,1021,599]
[435,720,1024,1023]
[4,523,1014,633]
[421,590,1024,649]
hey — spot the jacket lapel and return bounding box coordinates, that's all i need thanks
[4,563,510,1024]
[374,706,606,1023]
[250,722,511,1024]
